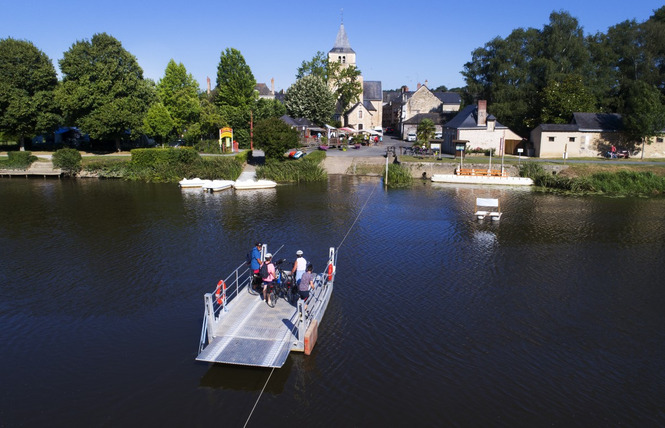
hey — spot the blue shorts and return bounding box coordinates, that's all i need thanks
[298,289,310,300]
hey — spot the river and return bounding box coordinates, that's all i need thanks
[1,177,664,427]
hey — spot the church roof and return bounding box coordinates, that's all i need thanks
[363,81,382,101]
[329,23,355,54]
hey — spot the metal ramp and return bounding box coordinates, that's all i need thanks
[196,290,299,367]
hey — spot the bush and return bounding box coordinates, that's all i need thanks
[384,163,412,188]
[130,147,200,168]
[52,148,82,176]
[4,151,38,169]
[257,151,327,182]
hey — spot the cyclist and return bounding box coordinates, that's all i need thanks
[292,250,307,284]
[261,253,276,306]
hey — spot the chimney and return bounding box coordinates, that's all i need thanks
[424,79,428,87]
[270,78,274,95]
[417,82,421,90]
[477,100,487,126]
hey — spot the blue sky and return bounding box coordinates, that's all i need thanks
[2,0,663,93]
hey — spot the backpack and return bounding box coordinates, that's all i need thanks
[259,262,270,279]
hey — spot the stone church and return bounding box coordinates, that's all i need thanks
[328,23,382,131]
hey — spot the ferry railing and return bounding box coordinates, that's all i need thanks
[200,245,285,350]
[295,247,337,347]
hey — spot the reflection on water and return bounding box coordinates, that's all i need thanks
[1,178,664,426]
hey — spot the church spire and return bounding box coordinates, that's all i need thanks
[330,21,355,54]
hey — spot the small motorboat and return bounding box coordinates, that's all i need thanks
[234,179,277,190]
[179,177,206,188]
[202,179,235,192]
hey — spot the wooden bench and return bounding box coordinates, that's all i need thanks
[457,168,490,176]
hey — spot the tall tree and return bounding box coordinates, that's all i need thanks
[143,102,174,145]
[284,75,335,125]
[620,80,665,158]
[416,118,435,146]
[296,51,328,81]
[216,48,256,109]
[57,33,155,151]
[540,74,596,124]
[157,59,200,137]
[253,98,286,121]
[0,38,61,150]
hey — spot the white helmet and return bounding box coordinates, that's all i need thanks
[296,250,303,256]
[265,253,272,259]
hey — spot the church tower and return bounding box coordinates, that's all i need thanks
[328,22,356,68]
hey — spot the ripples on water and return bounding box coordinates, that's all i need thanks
[1,178,664,426]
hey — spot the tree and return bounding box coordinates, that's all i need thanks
[297,51,363,116]
[216,48,256,109]
[143,103,174,145]
[254,98,286,121]
[296,51,328,81]
[157,59,200,137]
[328,61,363,111]
[540,74,596,124]
[284,75,336,125]
[620,80,665,158]
[57,33,155,151]
[416,118,435,146]
[253,117,298,160]
[0,38,61,150]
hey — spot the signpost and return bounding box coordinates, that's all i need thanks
[455,142,466,170]
[517,148,524,166]
[220,127,233,153]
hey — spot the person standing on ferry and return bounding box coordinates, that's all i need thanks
[292,250,307,284]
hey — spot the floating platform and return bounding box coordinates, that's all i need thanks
[432,174,533,186]
[196,246,336,367]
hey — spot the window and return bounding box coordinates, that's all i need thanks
[569,137,576,142]
[358,109,363,119]
[342,56,346,64]
[657,137,664,143]
[548,136,555,142]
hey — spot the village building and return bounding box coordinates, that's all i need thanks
[383,84,461,139]
[531,113,665,158]
[441,100,522,155]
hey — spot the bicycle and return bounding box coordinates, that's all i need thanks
[273,259,297,305]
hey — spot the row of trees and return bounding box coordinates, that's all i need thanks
[462,8,665,145]
[0,34,286,152]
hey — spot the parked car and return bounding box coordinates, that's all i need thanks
[434,132,442,139]
[406,133,416,142]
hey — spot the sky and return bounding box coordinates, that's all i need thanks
[2,0,663,93]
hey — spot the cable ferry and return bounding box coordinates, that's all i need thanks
[196,245,337,368]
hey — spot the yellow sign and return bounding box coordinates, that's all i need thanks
[220,127,233,139]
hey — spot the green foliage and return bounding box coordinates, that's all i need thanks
[84,153,242,182]
[416,119,435,144]
[620,80,665,146]
[130,147,200,168]
[384,163,413,188]
[257,152,327,182]
[284,75,336,125]
[253,117,299,160]
[328,61,363,110]
[0,38,61,148]
[52,148,82,176]
[157,59,201,136]
[143,102,174,144]
[4,151,37,168]
[216,48,256,109]
[56,33,156,150]
[296,51,328,81]
[519,162,545,178]
[540,75,596,124]
[254,98,286,121]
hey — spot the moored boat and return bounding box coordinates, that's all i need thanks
[202,179,235,192]
[178,177,206,188]
[234,179,277,190]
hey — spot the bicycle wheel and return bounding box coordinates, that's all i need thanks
[268,288,276,308]
[248,274,259,295]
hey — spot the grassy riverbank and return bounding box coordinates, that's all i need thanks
[520,162,665,196]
